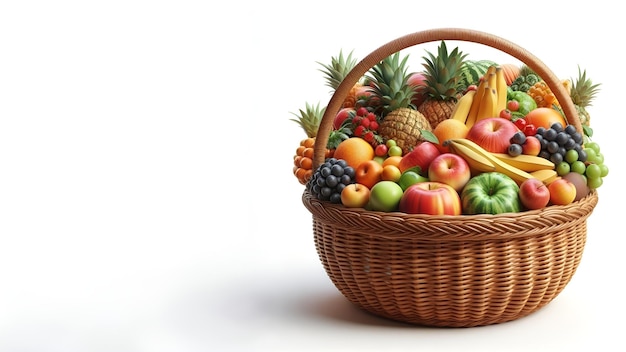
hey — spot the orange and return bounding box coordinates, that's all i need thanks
[432,119,469,153]
[382,155,403,169]
[333,137,374,169]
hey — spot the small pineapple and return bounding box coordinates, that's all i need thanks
[317,50,362,108]
[290,102,327,185]
[368,52,432,154]
[417,41,469,129]
[290,102,348,184]
[570,66,600,126]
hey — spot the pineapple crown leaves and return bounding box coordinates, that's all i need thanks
[317,49,358,92]
[367,52,415,115]
[570,65,601,107]
[289,102,326,138]
[420,41,468,101]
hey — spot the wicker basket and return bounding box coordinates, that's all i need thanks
[302,28,599,327]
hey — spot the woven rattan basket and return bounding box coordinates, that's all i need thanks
[302,28,599,327]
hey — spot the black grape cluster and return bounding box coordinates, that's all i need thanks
[535,122,585,165]
[307,158,356,204]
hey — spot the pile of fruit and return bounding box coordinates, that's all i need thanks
[291,41,607,215]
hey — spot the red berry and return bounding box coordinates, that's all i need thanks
[369,121,379,131]
[514,118,527,131]
[524,124,537,136]
[354,125,366,137]
[367,112,377,121]
[360,118,370,128]
[352,116,361,125]
[356,107,369,117]
[363,131,375,142]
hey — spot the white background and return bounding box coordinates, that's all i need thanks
[1,1,623,351]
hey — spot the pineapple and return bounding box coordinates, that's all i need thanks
[290,102,347,185]
[317,50,361,108]
[417,41,469,129]
[570,66,600,126]
[368,52,432,154]
[378,108,432,155]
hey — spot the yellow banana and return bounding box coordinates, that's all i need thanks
[449,138,536,185]
[487,70,497,93]
[495,66,508,115]
[466,76,487,129]
[490,153,555,172]
[530,169,558,185]
[450,90,476,123]
[445,139,496,173]
[475,86,497,121]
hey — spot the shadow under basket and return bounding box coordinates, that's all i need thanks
[302,28,600,327]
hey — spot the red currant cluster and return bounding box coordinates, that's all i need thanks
[513,118,537,137]
[350,107,382,145]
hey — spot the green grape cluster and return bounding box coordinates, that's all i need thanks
[536,122,608,189]
[579,141,609,189]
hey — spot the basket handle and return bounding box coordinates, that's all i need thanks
[313,28,580,168]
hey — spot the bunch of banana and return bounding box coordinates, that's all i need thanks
[451,65,509,129]
[445,138,558,185]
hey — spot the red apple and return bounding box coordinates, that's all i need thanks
[548,178,576,205]
[427,153,471,192]
[399,181,462,215]
[355,159,383,189]
[407,72,427,108]
[333,107,356,130]
[522,135,541,156]
[341,183,371,208]
[398,141,441,175]
[466,117,519,154]
[519,178,550,210]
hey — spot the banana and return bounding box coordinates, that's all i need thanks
[490,153,555,172]
[449,138,536,185]
[450,90,476,123]
[475,86,497,121]
[530,169,558,184]
[495,66,508,115]
[445,140,496,173]
[465,75,487,129]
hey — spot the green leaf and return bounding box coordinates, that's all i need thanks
[420,130,439,144]
[582,125,593,138]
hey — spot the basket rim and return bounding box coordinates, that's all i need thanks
[303,189,598,241]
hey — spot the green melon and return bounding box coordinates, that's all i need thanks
[461,172,521,215]
[458,59,498,91]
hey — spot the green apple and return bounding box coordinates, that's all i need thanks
[398,170,429,191]
[461,172,521,215]
[367,181,404,212]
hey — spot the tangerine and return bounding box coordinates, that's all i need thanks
[524,107,567,130]
[333,137,375,169]
[432,119,469,153]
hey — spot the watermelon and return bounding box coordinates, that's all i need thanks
[461,172,521,215]
[458,60,498,92]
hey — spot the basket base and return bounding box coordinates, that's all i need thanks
[305,190,598,328]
